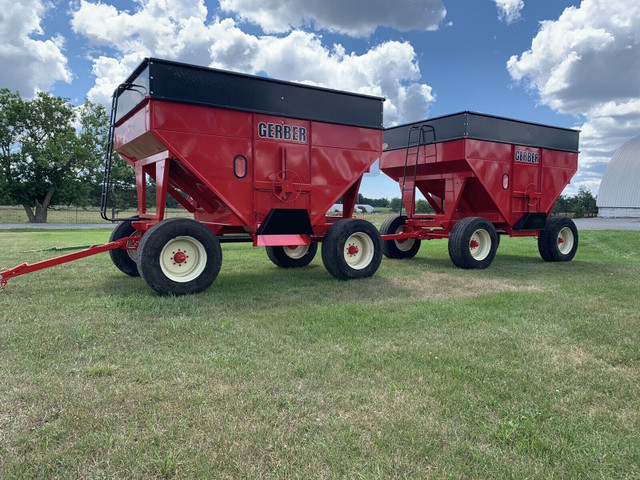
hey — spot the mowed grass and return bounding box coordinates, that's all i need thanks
[0,228,639,479]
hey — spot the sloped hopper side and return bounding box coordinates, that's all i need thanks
[112,58,383,233]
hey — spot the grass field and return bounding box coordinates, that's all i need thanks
[1,228,639,478]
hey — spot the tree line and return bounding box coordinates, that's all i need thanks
[357,195,434,213]
[0,89,139,222]
[1,89,599,222]
[551,186,598,218]
[363,188,598,218]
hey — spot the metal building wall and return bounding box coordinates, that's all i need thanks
[597,135,640,217]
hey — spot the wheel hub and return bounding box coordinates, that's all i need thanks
[469,229,491,261]
[283,244,310,260]
[160,236,207,282]
[173,250,188,265]
[393,225,415,252]
[342,232,374,270]
[557,226,574,254]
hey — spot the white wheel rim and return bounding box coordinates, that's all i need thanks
[394,225,415,252]
[283,244,309,259]
[469,229,491,261]
[159,236,207,283]
[343,232,374,270]
[557,227,574,254]
[126,231,142,262]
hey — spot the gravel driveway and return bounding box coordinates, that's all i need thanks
[572,217,640,230]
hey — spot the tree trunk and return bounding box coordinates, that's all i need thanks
[23,186,56,223]
[34,202,48,223]
[22,203,36,223]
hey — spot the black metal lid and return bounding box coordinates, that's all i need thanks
[115,58,384,129]
[383,111,579,153]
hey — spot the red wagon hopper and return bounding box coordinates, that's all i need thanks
[104,58,386,294]
[379,112,579,269]
[1,58,385,295]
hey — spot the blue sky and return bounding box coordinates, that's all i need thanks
[2,0,639,200]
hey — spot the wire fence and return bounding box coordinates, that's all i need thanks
[0,206,190,224]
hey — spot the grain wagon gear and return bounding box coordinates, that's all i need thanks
[2,58,385,295]
[1,61,580,294]
[379,112,579,269]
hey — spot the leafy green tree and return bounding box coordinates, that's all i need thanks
[356,194,390,208]
[0,90,22,205]
[0,89,106,222]
[389,197,402,212]
[551,194,574,216]
[575,185,597,217]
[95,153,137,217]
[415,198,433,214]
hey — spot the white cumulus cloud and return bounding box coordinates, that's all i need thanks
[71,0,435,125]
[0,0,71,96]
[507,0,640,193]
[493,0,524,24]
[219,0,447,37]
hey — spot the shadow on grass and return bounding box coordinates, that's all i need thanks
[95,254,608,318]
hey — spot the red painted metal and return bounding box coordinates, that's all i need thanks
[379,137,578,240]
[255,234,312,247]
[173,251,187,264]
[2,62,382,289]
[114,101,381,244]
[0,237,138,287]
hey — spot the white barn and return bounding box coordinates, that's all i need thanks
[597,135,640,218]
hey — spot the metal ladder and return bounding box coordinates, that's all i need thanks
[100,83,146,222]
[400,124,434,217]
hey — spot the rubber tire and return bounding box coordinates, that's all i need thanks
[448,217,498,269]
[538,217,578,262]
[380,215,421,259]
[266,242,318,268]
[109,218,141,277]
[321,218,383,280]
[136,218,222,296]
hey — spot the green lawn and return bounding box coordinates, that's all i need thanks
[1,229,639,478]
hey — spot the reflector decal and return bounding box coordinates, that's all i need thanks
[234,155,247,179]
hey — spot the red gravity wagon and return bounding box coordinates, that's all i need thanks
[0,59,580,295]
[378,112,580,269]
[2,58,386,295]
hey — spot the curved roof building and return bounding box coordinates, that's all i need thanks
[597,135,640,217]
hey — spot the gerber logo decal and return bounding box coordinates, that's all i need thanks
[515,150,539,164]
[258,122,307,143]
